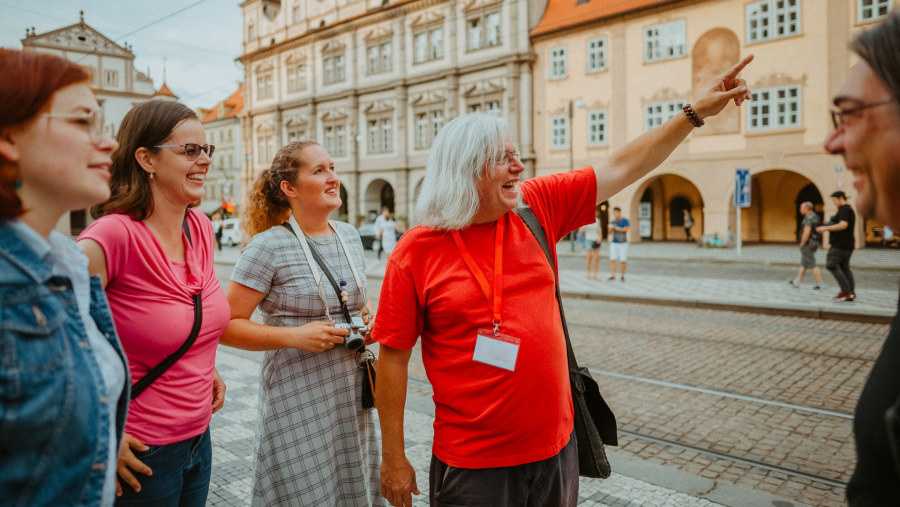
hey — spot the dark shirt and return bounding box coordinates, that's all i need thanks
[828,204,856,250]
[800,212,821,247]
[846,284,900,505]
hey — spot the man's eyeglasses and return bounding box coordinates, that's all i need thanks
[155,143,215,160]
[830,99,896,129]
[497,148,521,166]
[44,109,106,144]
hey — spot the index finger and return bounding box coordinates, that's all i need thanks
[721,54,754,80]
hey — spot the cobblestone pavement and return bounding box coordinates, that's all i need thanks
[208,347,726,507]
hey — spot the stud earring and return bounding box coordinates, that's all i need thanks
[14,179,22,189]
[148,172,154,179]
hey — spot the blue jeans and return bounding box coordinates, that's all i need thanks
[116,428,212,507]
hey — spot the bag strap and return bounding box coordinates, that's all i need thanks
[281,222,354,324]
[131,217,202,399]
[513,207,581,372]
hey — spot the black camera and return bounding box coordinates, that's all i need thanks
[335,316,366,351]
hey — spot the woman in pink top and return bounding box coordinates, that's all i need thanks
[79,100,229,507]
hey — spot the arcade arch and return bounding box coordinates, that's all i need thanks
[728,170,822,243]
[631,174,703,241]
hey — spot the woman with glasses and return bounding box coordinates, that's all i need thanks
[0,49,128,506]
[78,100,229,507]
[220,141,384,506]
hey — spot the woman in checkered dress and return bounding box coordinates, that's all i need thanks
[221,141,384,506]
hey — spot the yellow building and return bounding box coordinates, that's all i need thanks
[531,0,895,247]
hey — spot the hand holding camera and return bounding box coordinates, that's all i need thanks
[335,316,367,351]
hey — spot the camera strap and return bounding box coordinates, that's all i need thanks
[281,219,362,325]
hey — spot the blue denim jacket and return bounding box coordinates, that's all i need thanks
[0,221,129,506]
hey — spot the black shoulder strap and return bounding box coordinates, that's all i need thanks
[281,222,354,324]
[130,215,198,399]
[514,208,581,372]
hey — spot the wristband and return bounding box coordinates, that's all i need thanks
[682,104,705,128]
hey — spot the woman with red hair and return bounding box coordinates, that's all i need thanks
[0,49,128,506]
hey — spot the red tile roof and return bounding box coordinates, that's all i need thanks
[531,0,685,38]
[153,82,178,98]
[200,85,245,123]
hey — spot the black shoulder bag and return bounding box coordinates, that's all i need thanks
[515,207,618,479]
[130,217,203,399]
[282,222,377,410]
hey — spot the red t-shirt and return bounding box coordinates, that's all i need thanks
[373,167,596,468]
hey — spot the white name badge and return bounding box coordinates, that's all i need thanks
[473,328,521,372]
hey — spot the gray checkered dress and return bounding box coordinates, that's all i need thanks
[230,222,385,507]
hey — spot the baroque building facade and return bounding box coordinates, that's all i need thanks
[238,0,547,226]
[20,11,159,235]
[199,85,246,217]
[531,0,896,247]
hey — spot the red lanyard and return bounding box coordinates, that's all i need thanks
[451,213,506,334]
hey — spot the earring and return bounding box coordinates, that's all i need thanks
[148,172,154,179]
[14,179,22,189]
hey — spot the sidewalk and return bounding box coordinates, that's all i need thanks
[215,242,900,322]
[208,347,806,507]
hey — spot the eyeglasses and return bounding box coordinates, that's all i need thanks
[830,99,896,128]
[44,109,106,144]
[154,143,215,160]
[497,148,521,166]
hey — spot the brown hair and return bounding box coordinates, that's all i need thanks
[243,141,319,238]
[92,100,198,220]
[851,10,900,106]
[0,49,91,219]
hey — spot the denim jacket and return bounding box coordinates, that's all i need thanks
[0,221,129,506]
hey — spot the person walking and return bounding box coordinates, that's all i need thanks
[608,207,630,281]
[823,10,900,504]
[374,206,399,263]
[211,212,224,252]
[582,215,602,279]
[0,49,129,507]
[817,190,856,301]
[79,100,229,506]
[220,141,384,507]
[683,209,694,241]
[373,54,753,507]
[789,201,826,289]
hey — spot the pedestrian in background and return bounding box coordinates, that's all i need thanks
[608,206,630,281]
[221,141,383,506]
[789,201,826,289]
[683,208,694,242]
[374,54,753,507]
[816,190,856,301]
[823,10,900,504]
[211,212,224,252]
[0,49,129,507]
[374,205,398,263]
[79,100,228,506]
[582,214,602,279]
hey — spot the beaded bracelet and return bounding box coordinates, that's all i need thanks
[682,104,705,128]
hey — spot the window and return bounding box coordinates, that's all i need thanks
[551,116,568,149]
[644,20,686,62]
[104,70,118,87]
[323,54,346,84]
[256,72,274,100]
[286,64,306,92]
[550,47,567,79]
[292,3,301,23]
[414,108,444,149]
[287,128,307,143]
[367,118,393,154]
[748,85,801,130]
[414,27,443,63]
[324,125,347,156]
[747,0,799,42]
[467,11,501,50]
[366,41,392,74]
[859,0,891,22]
[588,110,607,145]
[587,37,607,72]
[644,101,685,131]
[467,99,501,116]
[256,133,274,163]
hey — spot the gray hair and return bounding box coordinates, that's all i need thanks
[851,9,900,106]
[414,113,509,230]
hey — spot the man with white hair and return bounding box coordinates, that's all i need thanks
[823,10,900,504]
[373,56,754,507]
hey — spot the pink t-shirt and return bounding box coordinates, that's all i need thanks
[79,209,229,445]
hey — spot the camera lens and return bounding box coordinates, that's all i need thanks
[345,332,365,351]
